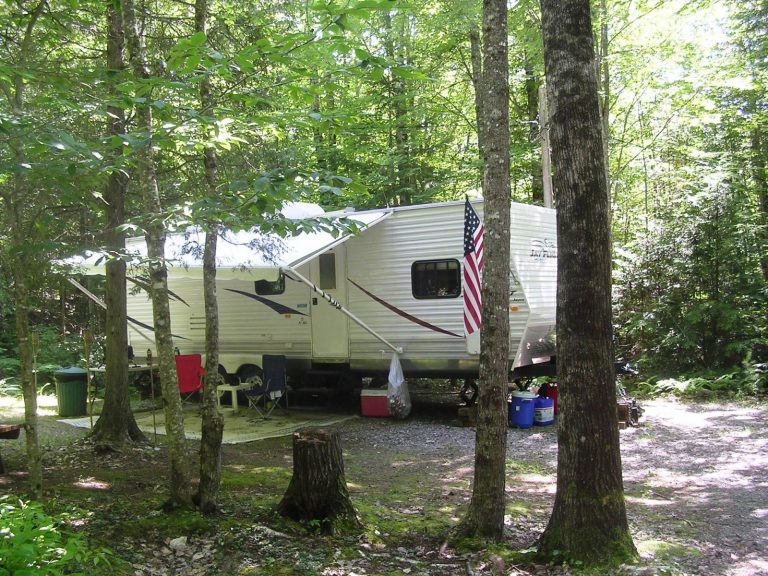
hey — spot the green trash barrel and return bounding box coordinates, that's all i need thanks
[55,367,88,417]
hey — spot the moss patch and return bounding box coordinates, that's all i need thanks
[637,539,703,561]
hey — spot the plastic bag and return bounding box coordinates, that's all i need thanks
[387,353,411,419]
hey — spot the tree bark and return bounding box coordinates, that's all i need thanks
[457,0,510,541]
[194,0,225,515]
[91,0,146,449]
[469,25,484,164]
[750,126,768,283]
[524,47,544,205]
[0,0,47,499]
[383,12,413,206]
[121,0,193,508]
[277,428,361,534]
[537,0,636,565]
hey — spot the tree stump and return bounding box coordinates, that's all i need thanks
[277,427,361,534]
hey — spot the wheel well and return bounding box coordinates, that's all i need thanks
[236,363,263,383]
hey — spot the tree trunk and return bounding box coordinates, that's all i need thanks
[750,126,768,283]
[194,0,224,515]
[91,0,145,449]
[537,0,636,565]
[121,0,192,508]
[0,0,46,500]
[457,0,510,541]
[277,428,361,534]
[469,25,484,164]
[383,12,413,206]
[524,48,544,205]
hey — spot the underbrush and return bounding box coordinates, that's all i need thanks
[625,363,766,399]
[0,496,119,576]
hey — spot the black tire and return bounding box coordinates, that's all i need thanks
[236,364,263,386]
[460,379,478,406]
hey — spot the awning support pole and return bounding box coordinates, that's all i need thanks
[282,266,404,355]
[67,277,154,344]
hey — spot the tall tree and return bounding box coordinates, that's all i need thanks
[537,0,636,565]
[91,0,145,449]
[456,0,510,540]
[0,0,47,499]
[121,0,193,508]
[194,0,225,514]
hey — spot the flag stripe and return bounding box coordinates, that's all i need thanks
[462,199,484,336]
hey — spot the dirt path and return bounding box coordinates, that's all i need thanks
[620,400,768,576]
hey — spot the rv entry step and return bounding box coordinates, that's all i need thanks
[291,369,345,404]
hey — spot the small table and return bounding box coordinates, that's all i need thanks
[88,364,158,375]
[216,383,252,414]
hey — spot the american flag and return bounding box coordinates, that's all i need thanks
[463,198,484,335]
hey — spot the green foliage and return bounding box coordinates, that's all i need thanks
[0,497,115,576]
[628,364,766,398]
[0,326,83,389]
[614,174,767,372]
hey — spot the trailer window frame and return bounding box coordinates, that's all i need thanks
[255,273,285,295]
[411,259,461,299]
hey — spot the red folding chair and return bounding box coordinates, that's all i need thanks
[175,354,204,402]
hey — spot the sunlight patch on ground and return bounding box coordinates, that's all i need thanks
[72,477,111,490]
[626,495,674,507]
[728,559,768,576]
[0,395,58,419]
[643,399,764,431]
[752,508,768,519]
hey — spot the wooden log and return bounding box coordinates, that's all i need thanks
[277,427,361,534]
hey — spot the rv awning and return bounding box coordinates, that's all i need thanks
[64,206,391,281]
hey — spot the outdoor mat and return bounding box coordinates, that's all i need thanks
[59,408,356,444]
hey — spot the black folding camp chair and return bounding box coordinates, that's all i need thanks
[244,355,287,418]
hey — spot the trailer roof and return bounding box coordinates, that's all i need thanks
[64,204,391,281]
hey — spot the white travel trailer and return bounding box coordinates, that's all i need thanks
[71,199,557,390]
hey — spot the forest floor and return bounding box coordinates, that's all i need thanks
[0,391,766,576]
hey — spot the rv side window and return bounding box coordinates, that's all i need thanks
[255,273,285,295]
[411,260,461,299]
[319,253,337,290]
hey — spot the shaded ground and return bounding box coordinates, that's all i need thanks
[1,394,766,575]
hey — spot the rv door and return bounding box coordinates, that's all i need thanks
[309,248,350,360]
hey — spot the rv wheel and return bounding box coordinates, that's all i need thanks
[237,364,263,387]
[460,380,478,406]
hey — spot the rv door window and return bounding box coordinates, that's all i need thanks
[318,253,337,290]
[411,260,461,299]
[255,273,285,295]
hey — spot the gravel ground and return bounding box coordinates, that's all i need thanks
[332,396,768,575]
[1,395,766,575]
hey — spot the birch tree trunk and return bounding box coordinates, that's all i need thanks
[121,0,192,508]
[194,0,224,514]
[91,0,145,449]
[457,0,510,540]
[537,0,636,565]
[0,0,46,499]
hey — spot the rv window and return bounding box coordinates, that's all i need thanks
[411,260,461,299]
[255,273,285,295]
[319,253,337,290]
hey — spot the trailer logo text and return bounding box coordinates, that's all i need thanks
[530,238,557,262]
